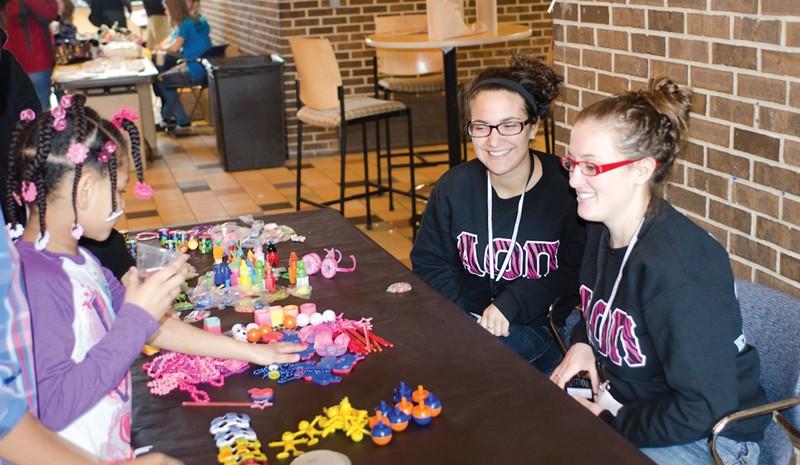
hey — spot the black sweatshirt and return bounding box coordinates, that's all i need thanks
[411,150,585,327]
[572,200,769,447]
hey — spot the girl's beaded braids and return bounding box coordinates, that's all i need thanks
[4,94,151,246]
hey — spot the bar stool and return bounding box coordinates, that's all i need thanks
[371,14,464,213]
[289,37,417,232]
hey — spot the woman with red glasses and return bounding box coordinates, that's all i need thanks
[410,53,585,374]
[550,78,767,464]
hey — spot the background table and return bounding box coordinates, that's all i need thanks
[53,58,159,167]
[131,208,651,465]
[366,24,532,169]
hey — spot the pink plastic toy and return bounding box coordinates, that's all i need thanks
[302,252,322,275]
[320,248,357,279]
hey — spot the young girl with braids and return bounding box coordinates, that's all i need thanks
[549,78,768,464]
[5,95,305,461]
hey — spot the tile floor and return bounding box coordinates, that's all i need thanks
[119,125,547,268]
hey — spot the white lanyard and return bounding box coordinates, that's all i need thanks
[486,155,534,282]
[602,217,645,315]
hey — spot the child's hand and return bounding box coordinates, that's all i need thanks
[246,342,307,366]
[123,452,185,465]
[124,255,189,320]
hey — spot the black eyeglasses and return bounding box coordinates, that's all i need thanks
[467,120,531,138]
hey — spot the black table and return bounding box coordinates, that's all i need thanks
[132,208,652,465]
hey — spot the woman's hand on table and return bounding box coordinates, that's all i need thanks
[477,304,510,337]
[122,452,184,465]
[549,342,599,394]
[246,342,307,366]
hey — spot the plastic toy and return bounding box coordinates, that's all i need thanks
[248,387,274,402]
[142,344,160,356]
[411,401,433,426]
[374,400,392,416]
[270,307,284,327]
[296,418,323,446]
[393,381,413,403]
[307,312,322,326]
[296,261,310,288]
[299,303,315,314]
[425,392,443,417]
[254,309,270,326]
[184,309,210,324]
[208,413,267,465]
[395,396,413,416]
[210,413,251,435]
[283,305,299,317]
[301,252,322,275]
[269,431,308,459]
[320,248,357,279]
[246,327,261,343]
[386,281,412,294]
[296,313,310,328]
[386,407,409,432]
[368,411,390,428]
[230,324,248,342]
[321,309,336,323]
[284,315,297,330]
[370,421,393,446]
[288,251,299,285]
[262,331,284,343]
[204,317,221,335]
[266,241,279,267]
[411,385,429,403]
[215,426,257,446]
[144,352,249,403]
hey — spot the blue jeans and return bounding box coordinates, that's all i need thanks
[641,437,759,465]
[155,63,203,126]
[499,323,563,375]
[28,69,52,111]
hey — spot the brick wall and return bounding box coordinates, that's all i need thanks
[552,0,800,296]
[200,0,552,156]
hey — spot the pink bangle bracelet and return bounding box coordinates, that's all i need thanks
[135,231,159,241]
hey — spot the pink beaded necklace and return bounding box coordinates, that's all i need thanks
[142,352,250,402]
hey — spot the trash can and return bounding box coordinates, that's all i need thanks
[204,55,287,171]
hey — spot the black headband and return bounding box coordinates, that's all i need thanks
[470,77,548,118]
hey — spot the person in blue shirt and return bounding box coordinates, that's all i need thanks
[153,0,211,133]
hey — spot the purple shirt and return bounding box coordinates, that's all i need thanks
[16,241,159,459]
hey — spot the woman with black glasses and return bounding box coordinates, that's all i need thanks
[410,53,585,373]
[550,78,767,464]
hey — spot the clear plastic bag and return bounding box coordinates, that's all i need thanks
[136,241,178,277]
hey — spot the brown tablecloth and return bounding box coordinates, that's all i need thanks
[131,208,652,464]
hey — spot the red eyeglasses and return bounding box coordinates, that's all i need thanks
[560,155,647,176]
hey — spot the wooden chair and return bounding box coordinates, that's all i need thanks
[374,15,444,97]
[289,37,417,232]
